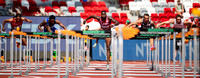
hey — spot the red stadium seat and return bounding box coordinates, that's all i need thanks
[159,13,168,22]
[84,7,93,13]
[98,1,106,7]
[166,0,174,3]
[151,13,158,22]
[29,1,37,6]
[120,13,128,19]
[68,7,76,13]
[52,1,59,7]
[91,2,98,7]
[45,6,53,12]
[59,1,67,6]
[0,0,5,7]
[112,13,119,19]
[150,0,158,2]
[164,8,172,15]
[29,6,39,15]
[193,3,200,8]
[172,8,175,14]
[174,13,179,17]
[82,2,91,7]
[80,12,88,19]
[167,13,175,20]
[13,0,21,7]
[20,6,31,16]
[101,7,109,12]
[53,6,60,9]
[93,7,102,14]
[189,8,193,14]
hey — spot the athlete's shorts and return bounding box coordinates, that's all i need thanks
[44,27,57,32]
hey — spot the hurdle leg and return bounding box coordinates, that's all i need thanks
[25,35,29,75]
[181,29,185,78]
[197,38,199,72]
[50,38,53,67]
[71,36,74,73]
[111,31,114,78]
[173,32,176,78]
[57,31,61,78]
[28,36,31,72]
[178,40,181,66]
[168,35,171,76]
[4,37,7,69]
[15,38,17,67]
[74,36,77,75]
[165,35,168,78]
[19,35,22,75]
[10,32,14,78]
[86,39,90,66]
[155,38,157,72]
[43,38,46,70]
[45,38,47,67]
[55,39,58,65]
[77,37,80,73]
[188,39,192,70]
[37,37,40,69]
[193,29,197,78]
[161,36,164,76]
[34,36,37,72]
[147,40,149,66]
[118,27,123,78]
[80,38,83,70]
[65,33,69,78]
[157,38,160,72]
[114,35,118,75]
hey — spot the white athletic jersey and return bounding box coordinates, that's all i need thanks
[188,19,195,25]
[174,19,185,29]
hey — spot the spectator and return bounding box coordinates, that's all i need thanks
[175,0,184,16]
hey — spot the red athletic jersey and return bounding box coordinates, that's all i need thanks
[11,18,23,29]
[99,16,111,30]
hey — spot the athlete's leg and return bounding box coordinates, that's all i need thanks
[105,38,111,67]
[22,38,27,46]
[45,26,53,32]
[150,38,155,50]
[93,38,99,48]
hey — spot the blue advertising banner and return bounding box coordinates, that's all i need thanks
[0,16,81,52]
[92,39,194,61]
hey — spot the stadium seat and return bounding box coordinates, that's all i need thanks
[59,1,67,6]
[75,2,82,7]
[193,3,200,8]
[52,1,59,7]
[29,6,39,15]
[167,13,174,20]
[80,12,88,19]
[101,7,109,12]
[20,6,31,16]
[21,0,29,9]
[129,1,139,14]
[76,6,85,13]
[0,0,5,7]
[166,0,174,3]
[151,13,158,22]
[109,7,117,13]
[48,11,57,16]
[98,1,106,7]
[94,7,101,14]
[44,1,52,6]
[13,0,21,7]
[63,12,71,16]
[72,12,80,16]
[142,0,150,2]
[193,0,200,3]
[60,6,68,12]
[45,6,53,12]
[158,0,166,3]
[189,8,192,14]
[159,13,168,22]
[183,2,193,13]
[156,7,164,14]
[168,2,175,8]
[183,0,191,2]
[147,7,156,16]
[112,13,119,19]
[67,1,75,7]
[5,1,13,7]
[29,1,37,6]
[82,2,90,7]
[68,7,76,13]
[150,0,158,2]
[160,2,168,8]
[84,7,93,13]
[164,8,172,15]
[140,8,148,16]
[152,2,160,8]
[91,2,98,7]
[120,13,128,24]
[35,0,45,7]
[183,13,190,20]
[107,12,112,17]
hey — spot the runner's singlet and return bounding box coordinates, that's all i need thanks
[99,16,111,30]
[11,18,23,29]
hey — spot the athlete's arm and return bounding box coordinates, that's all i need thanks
[150,21,156,28]
[21,17,32,23]
[183,20,192,27]
[83,15,100,24]
[2,18,12,31]
[108,17,119,26]
[56,20,67,30]
[127,19,142,27]
[156,19,174,28]
[38,20,47,32]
